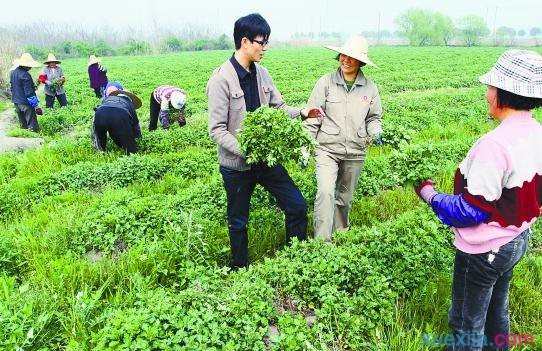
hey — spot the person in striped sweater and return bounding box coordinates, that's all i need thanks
[149,85,187,130]
[415,50,542,351]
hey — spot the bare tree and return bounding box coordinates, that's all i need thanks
[457,15,490,46]
[0,32,19,98]
[497,26,517,46]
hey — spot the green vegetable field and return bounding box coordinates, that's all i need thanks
[1,47,541,350]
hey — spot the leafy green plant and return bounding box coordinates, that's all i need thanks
[381,122,413,148]
[0,276,62,350]
[388,138,472,185]
[92,276,275,350]
[238,107,316,166]
[335,207,454,293]
[1,47,541,351]
[6,128,41,138]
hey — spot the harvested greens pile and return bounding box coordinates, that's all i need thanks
[238,107,316,166]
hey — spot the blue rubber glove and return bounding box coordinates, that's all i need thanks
[430,193,489,228]
[27,95,39,108]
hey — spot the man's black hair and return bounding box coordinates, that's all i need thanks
[233,13,271,50]
[497,88,542,111]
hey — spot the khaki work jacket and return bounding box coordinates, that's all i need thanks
[305,69,382,159]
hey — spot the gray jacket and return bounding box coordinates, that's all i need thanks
[207,60,300,171]
[43,66,66,96]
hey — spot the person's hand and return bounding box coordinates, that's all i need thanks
[27,95,39,108]
[38,74,47,84]
[307,107,325,118]
[414,180,437,204]
[178,114,187,127]
[35,107,43,116]
[301,107,325,121]
[372,133,383,146]
[299,146,310,169]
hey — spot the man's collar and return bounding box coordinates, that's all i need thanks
[230,54,254,80]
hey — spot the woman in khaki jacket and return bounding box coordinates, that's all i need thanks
[305,35,383,241]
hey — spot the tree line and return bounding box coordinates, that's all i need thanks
[395,8,541,46]
[24,34,234,60]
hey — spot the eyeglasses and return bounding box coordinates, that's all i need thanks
[252,39,269,47]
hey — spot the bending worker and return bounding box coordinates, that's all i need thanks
[149,85,187,130]
[92,82,142,154]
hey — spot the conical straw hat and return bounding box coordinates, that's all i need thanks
[14,53,41,68]
[325,35,377,67]
[44,53,61,64]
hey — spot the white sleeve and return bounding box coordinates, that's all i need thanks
[460,138,509,202]
[160,96,169,111]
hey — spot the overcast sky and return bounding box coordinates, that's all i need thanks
[2,0,540,39]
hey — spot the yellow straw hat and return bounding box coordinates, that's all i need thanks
[44,53,61,64]
[14,53,41,68]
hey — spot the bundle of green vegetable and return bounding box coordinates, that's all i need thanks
[238,107,316,166]
[50,78,64,93]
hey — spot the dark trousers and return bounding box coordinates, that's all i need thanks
[148,94,161,131]
[219,164,308,268]
[14,103,39,132]
[448,229,530,351]
[45,93,68,108]
[148,93,186,131]
[93,107,138,154]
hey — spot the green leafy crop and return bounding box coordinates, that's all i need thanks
[238,107,316,166]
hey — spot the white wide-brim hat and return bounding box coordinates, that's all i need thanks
[170,91,186,110]
[479,49,542,98]
[14,53,41,68]
[325,35,377,67]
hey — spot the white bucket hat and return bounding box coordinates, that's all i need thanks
[14,53,41,68]
[325,35,377,67]
[479,49,542,98]
[170,91,186,110]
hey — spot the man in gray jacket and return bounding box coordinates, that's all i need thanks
[207,13,318,269]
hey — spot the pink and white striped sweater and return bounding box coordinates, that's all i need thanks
[452,111,542,254]
[153,85,184,110]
